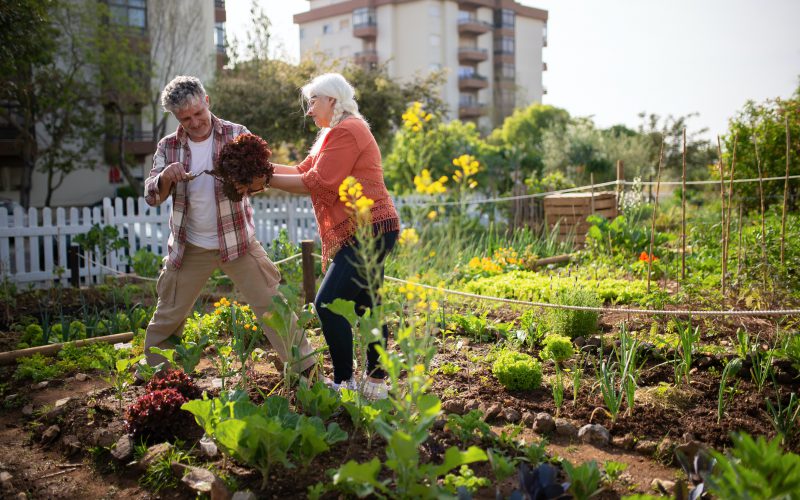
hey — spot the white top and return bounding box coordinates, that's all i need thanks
[185,135,219,249]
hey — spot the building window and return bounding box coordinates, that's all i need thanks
[109,0,146,29]
[429,4,440,17]
[458,10,474,22]
[499,63,515,79]
[352,7,376,27]
[458,66,475,78]
[459,93,477,107]
[299,28,305,40]
[323,23,333,35]
[339,19,350,31]
[215,22,225,52]
[495,8,515,29]
[496,36,514,54]
[429,34,440,47]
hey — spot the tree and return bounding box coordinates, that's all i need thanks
[488,103,571,180]
[0,0,106,207]
[722,82,800,211]
[637,112,716,181]
[146,0,205,142]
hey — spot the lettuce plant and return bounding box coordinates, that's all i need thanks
[492,350,543,391]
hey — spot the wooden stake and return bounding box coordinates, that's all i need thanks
[781,114,790,265]
[616,160,625,202]
[681,128,687,280]
[753,133,767,286]
[724,134,739,291]
[0,332,134,365]
[301,240,316,305]
[590,173,595,214]
[736,203,744,280]
[716,136,726,296]
[647,139,665,293]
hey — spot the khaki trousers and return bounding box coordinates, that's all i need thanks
[144,240,315,374]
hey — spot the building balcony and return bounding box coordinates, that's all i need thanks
[457,0,494,8]
[105,131,156,159]
[458,102,487,119]
[543,61,548,71]
[457,18,491,35]
[214,0,226,23]
[0,127,23,158]
[458,74,489,91]
[493,51,515,64]
[353,50,378,65]
[458,47,488,63]
[353,22,377,38]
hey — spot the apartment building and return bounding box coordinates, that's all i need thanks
[0,0,227,207]
[295,0,548,131]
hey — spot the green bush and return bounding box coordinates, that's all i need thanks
[706,433,800,499]
[492,350,542,391]
[547,287,600,339]
[131,248,161,278]
[14,354,63,382]
[540,334,574,363]
[18,323,44,348]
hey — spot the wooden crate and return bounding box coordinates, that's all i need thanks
[543,191,618,246]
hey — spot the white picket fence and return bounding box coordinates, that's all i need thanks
[0,193,499,287]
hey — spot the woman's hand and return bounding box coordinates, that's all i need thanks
[235,174,268,195]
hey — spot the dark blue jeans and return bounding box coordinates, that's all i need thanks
[315,230,398,383]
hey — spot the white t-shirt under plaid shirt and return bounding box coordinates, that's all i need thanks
[144,114,255,268]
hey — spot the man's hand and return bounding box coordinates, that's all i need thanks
[158,162,188,189]
[235,174,268,196]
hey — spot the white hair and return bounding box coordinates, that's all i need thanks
[302,73,366,155]
[161,75,207,113]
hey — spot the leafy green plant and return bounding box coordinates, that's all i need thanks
[602,460,628,485]
[674,320,700,386]
[749,346,774,395]
[765,390,800,445]
[296,381,342,420]
[182,391,348,489]
[562,459,603,500]
[100,351,143,410]
[492,349,543,391]
[547,287,600,339]
[130,248,161,278]
[437,362,461,376]
[488,449,517,498]
[522,438,549,466]
[552,366,565,417]
[339,388,391,448]
[139,440,196,493]
[445,410,492,447]
[442,465,490,494]
[717,358,742,423]
[540,334,575,363]
[616,323,641,416]
[14,354,64,382]
[706,433,800,499]
[595,351,624,423]
[569,355,585,408]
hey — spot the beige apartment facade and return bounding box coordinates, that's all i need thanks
[295,0,547,131]
[0,0,227,207]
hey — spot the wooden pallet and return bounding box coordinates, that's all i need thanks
[543,191,618,247]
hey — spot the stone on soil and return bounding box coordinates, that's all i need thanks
[138,442,173,470]
[232,491,258,500]
[481,403,502,420]
[41,425,61,444]
[578,424,610,446]
[442,399,465,415]
[111,435,134,461]
[75,373,89,382]
[651,478,676,495]
[503,408,521,423]
[554,418,578,438]
[21,405,33,417]
[521,412,535,426]
[180,466,231,500]
[533,413,555,434]
[635,439,659,455]
[61,434,82,456]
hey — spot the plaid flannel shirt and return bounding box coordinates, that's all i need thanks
[144,114,254,268]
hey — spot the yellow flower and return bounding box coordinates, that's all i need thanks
[213,302,220,308]
[413,169,447,195]
[427,210,437,220]
[398,227,419,246]
[338,176,374,221]
[429,250,436,257]
[452,154,481,187]
[402,101,433,132]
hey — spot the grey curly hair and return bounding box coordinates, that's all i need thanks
[160,75,207,113]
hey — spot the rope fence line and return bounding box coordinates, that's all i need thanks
[402,175,800,207]
[310,252,800,317]
[78,251,305,283]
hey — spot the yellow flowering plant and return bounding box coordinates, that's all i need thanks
[398,227,420,247]
[401,101,434,133]
[460,246,540,278]
[339,176,374,224]
[413,168,448,195]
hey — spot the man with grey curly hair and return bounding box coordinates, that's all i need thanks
[142,75,315,379]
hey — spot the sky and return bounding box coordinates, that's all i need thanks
[226,0,800,139]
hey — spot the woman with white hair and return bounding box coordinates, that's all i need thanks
[249,73,399,399]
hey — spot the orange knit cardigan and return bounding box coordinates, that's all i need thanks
[298,117,400,265]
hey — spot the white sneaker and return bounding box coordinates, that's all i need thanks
[327,376,358,392]
[361,379,389,400]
